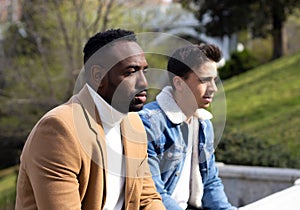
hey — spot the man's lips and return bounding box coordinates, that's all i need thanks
[135,91,147,104]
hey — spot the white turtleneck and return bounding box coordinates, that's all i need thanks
[87,84,126,210]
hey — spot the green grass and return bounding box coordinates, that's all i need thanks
[221,51,300,168]
[0,166,18,209]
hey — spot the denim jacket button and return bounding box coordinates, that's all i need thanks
[175,171,180,176]
[167,152,173,158]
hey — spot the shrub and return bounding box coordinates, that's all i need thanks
[219,49,260,80]
[215,129,299,168]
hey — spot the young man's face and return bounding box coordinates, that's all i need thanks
[97,41,148,113]
[183,61,218,109]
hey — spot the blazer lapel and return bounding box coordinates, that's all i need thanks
[121,112,148,207]
[74,87,147,208]
[74,85,108,178]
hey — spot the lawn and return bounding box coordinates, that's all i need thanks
[218,51,300,168]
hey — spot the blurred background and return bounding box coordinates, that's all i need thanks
[0,0,300,209]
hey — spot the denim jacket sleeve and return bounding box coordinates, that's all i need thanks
[201,154,237,210]
[200,120,237,210]
[139,111,183,210]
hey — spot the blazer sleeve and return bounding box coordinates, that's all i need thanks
[139,154,166,210]
[24,115,82,209]
[124,112,165,210]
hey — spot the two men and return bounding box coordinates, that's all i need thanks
[139,44,236,209]
[15,29,165,210]
[16,28,234,210]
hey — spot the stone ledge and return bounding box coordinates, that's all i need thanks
[217,162,300,182]
[216,163,300,207]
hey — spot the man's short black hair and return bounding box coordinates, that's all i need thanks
[83,28,137,64]
[167,44,222,86]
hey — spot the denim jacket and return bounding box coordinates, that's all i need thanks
[139,87,236,210]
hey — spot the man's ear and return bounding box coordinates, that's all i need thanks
[90,65,105,89]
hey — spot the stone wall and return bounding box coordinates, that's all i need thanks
[239,179,300,209]
[217,163,300,207]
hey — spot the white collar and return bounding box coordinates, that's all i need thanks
[86,84,125,128]
[156,86,212,124]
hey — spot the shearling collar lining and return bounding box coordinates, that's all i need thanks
[156,86,213,124]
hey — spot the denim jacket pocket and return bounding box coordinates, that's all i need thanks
[165,143,185,160]
[158,143,185,175]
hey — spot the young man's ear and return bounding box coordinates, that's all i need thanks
[173,76,184,92]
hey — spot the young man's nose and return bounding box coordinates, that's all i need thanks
[209,80,218,92]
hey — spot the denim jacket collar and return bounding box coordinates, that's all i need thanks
[156,86,213,124]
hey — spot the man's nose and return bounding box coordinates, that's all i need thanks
[137,70,148,89]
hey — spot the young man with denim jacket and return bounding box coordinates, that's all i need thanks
[139,44,237,210]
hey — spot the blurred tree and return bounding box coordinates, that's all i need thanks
[0,0,146,168]
[179,0,300,60]
[286,8,300,54]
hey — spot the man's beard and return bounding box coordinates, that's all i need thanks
[128,98,144,112]
[108,89,147,113]
[129,101,143,112]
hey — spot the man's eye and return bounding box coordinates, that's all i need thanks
[125,71,134,76]
[125,68,137,76]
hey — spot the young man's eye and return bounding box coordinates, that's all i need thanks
[199,77,211,83]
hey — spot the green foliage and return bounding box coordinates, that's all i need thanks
[191,0,300,37]
[286,9,300,54]
[0,166,18,209]
[196,0,253,37]
[246,37,273,63]
[145,54,169,103]
[216,128,298,167]
[218,51,300,168]
[219,49,260,80]
[184,0,300,59]
[3,23,39,57]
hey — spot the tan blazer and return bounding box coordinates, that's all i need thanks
[15,85,165,210]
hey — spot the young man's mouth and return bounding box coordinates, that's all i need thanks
[203,95,213,103]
